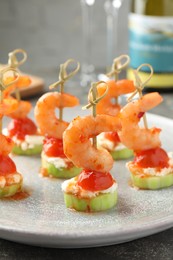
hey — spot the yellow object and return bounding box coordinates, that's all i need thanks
[127,68,173,89]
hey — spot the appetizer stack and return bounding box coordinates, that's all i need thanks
[3,49,43,155]
[35,59,82,178]
[96,55,135,160]
[62,82,121,211]
[119,64,173,190]
[0,68,23,197]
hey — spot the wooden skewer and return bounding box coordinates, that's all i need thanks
[127,64,154,129]
[0,68,19,133]
[8,49,27,102]
[106,54,130,105]
[49,59,80,121]
[82,81,108,149]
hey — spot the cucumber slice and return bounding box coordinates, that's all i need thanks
[130,172,173,190]
[42,157,81,179]
[12,144,42,155]
[110,148,134,160]
[63,190,118,212]
[0,181,22,198]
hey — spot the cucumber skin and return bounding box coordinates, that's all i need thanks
[12,144,42,155]
[110,148,134,160]
[131,172,173,190]
[42,158,82,179]
[0,182,22,198]
[63,190,118,212]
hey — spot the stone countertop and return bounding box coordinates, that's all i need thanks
[0,227,173,260]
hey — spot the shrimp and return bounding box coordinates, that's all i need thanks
[34,92,79,139]
[2,75,32,119]
[63,114,121,173]
[3,75,31,98]
[6,99,32,119]
[0,134,14,155]
[0,98,19,118]
[118,92,163,152]
[96,80,135,116]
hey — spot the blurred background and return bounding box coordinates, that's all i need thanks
[0,0,130,89]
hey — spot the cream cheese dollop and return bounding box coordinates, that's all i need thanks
[42,152,71,169]
[3,128,44,151]
[62,177,117,199]
[97,132,126,151]
[127,151,173,177]
[0,173,22,188]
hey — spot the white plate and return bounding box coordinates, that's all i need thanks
[0,107,173,248]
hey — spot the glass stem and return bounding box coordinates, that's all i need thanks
[81,0,96,86]
[105,0,119,72]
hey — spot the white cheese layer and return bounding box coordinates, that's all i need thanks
[127,151,173,177]
[0,173,22,188]
[97,132,126,151]
[0,177,6,188]
[3,128,44,151]
[143,166,173,176]
[14,135,44,151]
[62,177,117,199]
[42,152,71,169]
